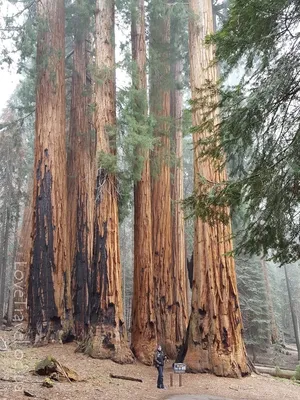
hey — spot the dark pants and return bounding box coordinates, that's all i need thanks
[157,365,164,388]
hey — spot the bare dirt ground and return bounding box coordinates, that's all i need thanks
[1,327,300,400]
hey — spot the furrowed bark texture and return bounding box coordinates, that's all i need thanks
[130,0,157,365]
[89,0,132,363]
[27,0,72,342]
[150,0,175,358]
[68,17,93,341]
[170,57,188,347]
[185,0,250,377]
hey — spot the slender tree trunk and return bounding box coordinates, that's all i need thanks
[183,0,250,377]
[170,57,188,346]
[13,185,33,324]
[284,265,300,360]
[0,205,11,325]
[261,258,278,344]
[68,6,93,341]
[130,0,157,365]
[0,164,13,326]
[89,0,132,363]
[150,0,175,358]
[7,205,20,327]
[27,0,72,341]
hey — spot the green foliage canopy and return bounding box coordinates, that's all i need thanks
[189,0,300,264]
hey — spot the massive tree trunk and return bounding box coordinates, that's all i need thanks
[27,0,72,342]
[88,0,132,363]
[284,265,300,360]
[130,0,157,365]
[183,0,250,376]
[68,5,93,341]
[261,258,278,344]
[170,59,188,347]
[150,0,175,358]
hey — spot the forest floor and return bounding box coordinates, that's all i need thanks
[1,326,300,400]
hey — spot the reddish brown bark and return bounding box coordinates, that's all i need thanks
[149,0,175,358]
[88,0,132,363]
[170,57,188,347]
[183,0,250,376]
[130,0,157,365]
[68,9,94,341]
[27,0,72,342]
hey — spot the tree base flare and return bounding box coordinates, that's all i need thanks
[184,344,251,378]
[131,338,157,365]
[83,325,134,364]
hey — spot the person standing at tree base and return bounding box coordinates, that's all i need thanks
[154,345,167,389]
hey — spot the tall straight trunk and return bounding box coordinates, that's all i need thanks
[13,186,33,324]
[68,7,93,341]
[261,258,278,344]
[7,204,20,327]
[89,0,132,363]
[131,0,157,365]
[0,205,11,324]
[183,0,250,376]
[0,166,12,325]
[170,56,188,346]
[150,0,175,358]
[27,0,72,341]
[284,265,300,360]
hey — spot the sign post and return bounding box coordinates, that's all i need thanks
[172,363,186,387]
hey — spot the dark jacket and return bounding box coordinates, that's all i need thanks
[155,350,166,368]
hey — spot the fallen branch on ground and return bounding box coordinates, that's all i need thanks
[255,365,295,379]
[109,373,143,383]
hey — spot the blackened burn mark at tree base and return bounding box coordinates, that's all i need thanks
[28,161,60,341]
[222,327,229,348]
[73,197,90,339]
[187,253,193,289]
[176,318,190,363]
[90,219,108,325]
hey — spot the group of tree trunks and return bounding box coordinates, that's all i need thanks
[24,0,250,377]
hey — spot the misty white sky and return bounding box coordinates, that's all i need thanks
[0,1,20,115]
[0,1,129,119]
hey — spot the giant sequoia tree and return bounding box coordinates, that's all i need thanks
[170,4,188,348]
[149,0,176,358]
[130,0,157,365]
[182,0,250,377]
[27,0,72,340]
[67,0,94,341]
[89,0,132,363]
